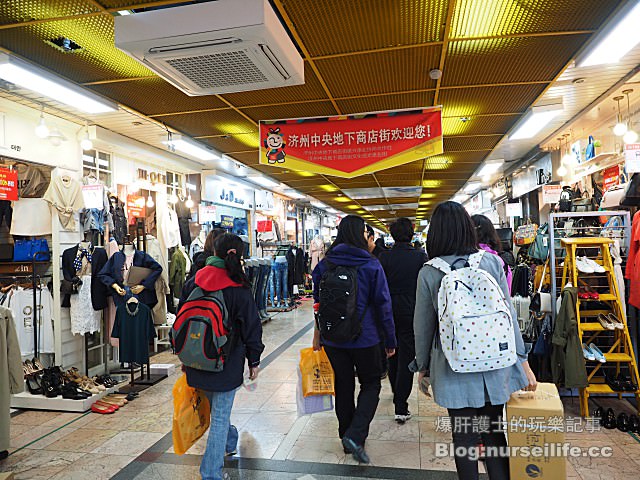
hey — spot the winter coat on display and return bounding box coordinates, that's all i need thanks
[312,243,397,350]
[97,250,163,308]
[109,197,128,245]
[287,246,306,286]
[169,248,187,297]
[378,243,428,321]
[309,238,326,272]
[551,287,588,389]
[179,262,265,392]
[61,245,110,310]
[0,306,24,452]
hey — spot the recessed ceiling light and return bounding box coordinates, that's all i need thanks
[572,78,586,84]
[460,117,471,123]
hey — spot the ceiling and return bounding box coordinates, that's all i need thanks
[0,0,631,228]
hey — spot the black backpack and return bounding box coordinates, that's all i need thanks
[317,261,362,343]
[559,187,573,212]
[498,250,516,277]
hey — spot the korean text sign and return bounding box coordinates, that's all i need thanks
[0,167,18,201]
[259,107,443,178]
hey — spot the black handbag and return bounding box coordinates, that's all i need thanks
[60,277,82,295]
[621,173,640,206]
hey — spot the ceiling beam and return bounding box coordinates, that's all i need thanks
[82,76,157,86]
[0,12,103,30]
[104,0,195,13]
[433,0,458,106]
[312,41,443,61]
[448,30,595,42]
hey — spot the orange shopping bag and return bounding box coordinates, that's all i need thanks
[299,347,335,397]
[172,373,210,455]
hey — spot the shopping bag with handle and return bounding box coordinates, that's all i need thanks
[299,347,335,397]
[296,366,333,415]
[172,373,210,455]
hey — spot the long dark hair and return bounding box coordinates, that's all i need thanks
[329,215,368,253]
[426,202,478,258]
[471,214,502,253]
[213,233,250,287]
[203,227,226,258]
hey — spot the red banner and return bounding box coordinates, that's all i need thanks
[257,220,273,232]
[259,107,443,178]
[0,167,18,201]
[127,195,146,221]
[603,165,620,192]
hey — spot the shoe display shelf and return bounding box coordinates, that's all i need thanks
[10,381,124,413]
[560,237,640,418]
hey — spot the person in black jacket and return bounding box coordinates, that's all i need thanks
[378,218,428,424]
[178,233,264,480]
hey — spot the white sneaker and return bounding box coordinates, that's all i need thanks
[575,258,595,274]
[581,257,605,273]
[394,412,412,424]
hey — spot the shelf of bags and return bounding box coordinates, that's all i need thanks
[11,384,120,412]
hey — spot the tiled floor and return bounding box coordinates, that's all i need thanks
[3,298,640,479]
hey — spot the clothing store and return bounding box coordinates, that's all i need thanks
[0,96,205,426]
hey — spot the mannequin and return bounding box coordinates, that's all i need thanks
[112,243,145,296]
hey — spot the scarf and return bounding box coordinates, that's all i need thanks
[73,244,93,272]
[205,256,226,269]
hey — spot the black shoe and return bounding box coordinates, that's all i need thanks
[26,374,43,395]
[602,408,617,429]
[593,407,603,422]
[617,413,630,432]
[61,383,86,400]
[605,373,625,392]
[629,415,640,434]
[342,437,370,464]
[617,373,638,392]
[0,450,7,461]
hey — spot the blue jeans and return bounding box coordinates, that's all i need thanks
[268,262,276,305]
[201,389,238,480]
[273,262,288,307]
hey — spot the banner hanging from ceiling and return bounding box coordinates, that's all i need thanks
[259,107,443,178]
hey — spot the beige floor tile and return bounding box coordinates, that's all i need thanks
[26,427,80,450]
[9,423,33,441]
[41,412,87,428]
[126,412,173,433]
[343,439,421,469]
[419,442,458,471]
[569,452,640,480]
[419,418,454,443]
[45,428,120,453]
[299,414,340,438]
[286,435,346,464]
[367,418,420,442]
[237,431,285,459]
[10,425,57,449]
[91,431,164,456]
[47,453,136,480]
[11,411,65,426]
[243,412,298,435]
[0,450,86,480]
[81,412,138,431]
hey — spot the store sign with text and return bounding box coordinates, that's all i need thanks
[603,165,621,191]
[624,144,640,173]
[198,204,216,223]
[259,107,443,178]
[220,215,234,228]
[0,167,18,201]
[255,190,275,212]
[542,184,562,204]
[202,177,254,210]
[127,195,146,219]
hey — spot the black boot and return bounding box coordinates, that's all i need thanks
[617,413,630,432]
[628,415,640,434]
[602,408,617,429]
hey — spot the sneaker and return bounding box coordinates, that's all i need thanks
[581,256,606,273]
[606,313,625,330]
[582,343,595,361]
[342,437,370,464]
[395,411,412,424]
[597,314,616,331]
[588,344,606,363]
[576,258,595,274]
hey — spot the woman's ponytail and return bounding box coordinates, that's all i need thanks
[214,234,250,287]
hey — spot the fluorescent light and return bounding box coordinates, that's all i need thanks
[117,10,133,15]
[509,108,562,140]
[248,176,278,188]
[579,2,640,67]
[326,208,339,214]
[464,182,481,194]
[477,161,503,177]
[453,194,469,203]
[283,190,305,199]
[0,53,116,114]
[311,200,327,209]
[163,137,220,161]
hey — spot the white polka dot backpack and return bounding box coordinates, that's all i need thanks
[427,251,517,373]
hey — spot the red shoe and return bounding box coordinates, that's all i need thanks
[91,402,116,414]
[95,400,119,411]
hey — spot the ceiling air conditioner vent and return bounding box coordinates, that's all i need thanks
[115,0,304,96]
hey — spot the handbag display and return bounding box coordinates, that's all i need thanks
[515,223,537,246]
[511,295,531,331]
[531,261,552,313]
[12,238,50,262]
[528,223,549,261]
[600,184,625,209]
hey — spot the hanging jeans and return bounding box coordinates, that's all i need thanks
[255,264,270,312]
[268,260,276,306]
[200,389,238,480]
[273,261,289,307]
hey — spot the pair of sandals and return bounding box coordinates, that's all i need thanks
[597,313,624,330]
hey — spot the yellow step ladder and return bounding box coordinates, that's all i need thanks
[560,237,640,417]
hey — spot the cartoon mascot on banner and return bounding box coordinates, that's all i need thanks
[264,128,286,164]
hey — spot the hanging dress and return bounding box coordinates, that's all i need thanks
[70,250,102,335]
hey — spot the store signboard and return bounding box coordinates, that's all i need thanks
[512,154,552,198]
[255,189,275,212]
[259,107,443,178]
[127,195,146,218]
[542,184,562,204]
[198,204,216,223]
[82,184,104,209]
[202,177,254,210]
[220,215,234,228]
[0,167,18,201]
[624,144,640,173]
[603,165,621,191]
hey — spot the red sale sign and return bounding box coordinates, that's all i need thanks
[0,167,18,201]
[259,107,443,178]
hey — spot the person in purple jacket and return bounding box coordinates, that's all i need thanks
[312,215,396,464]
